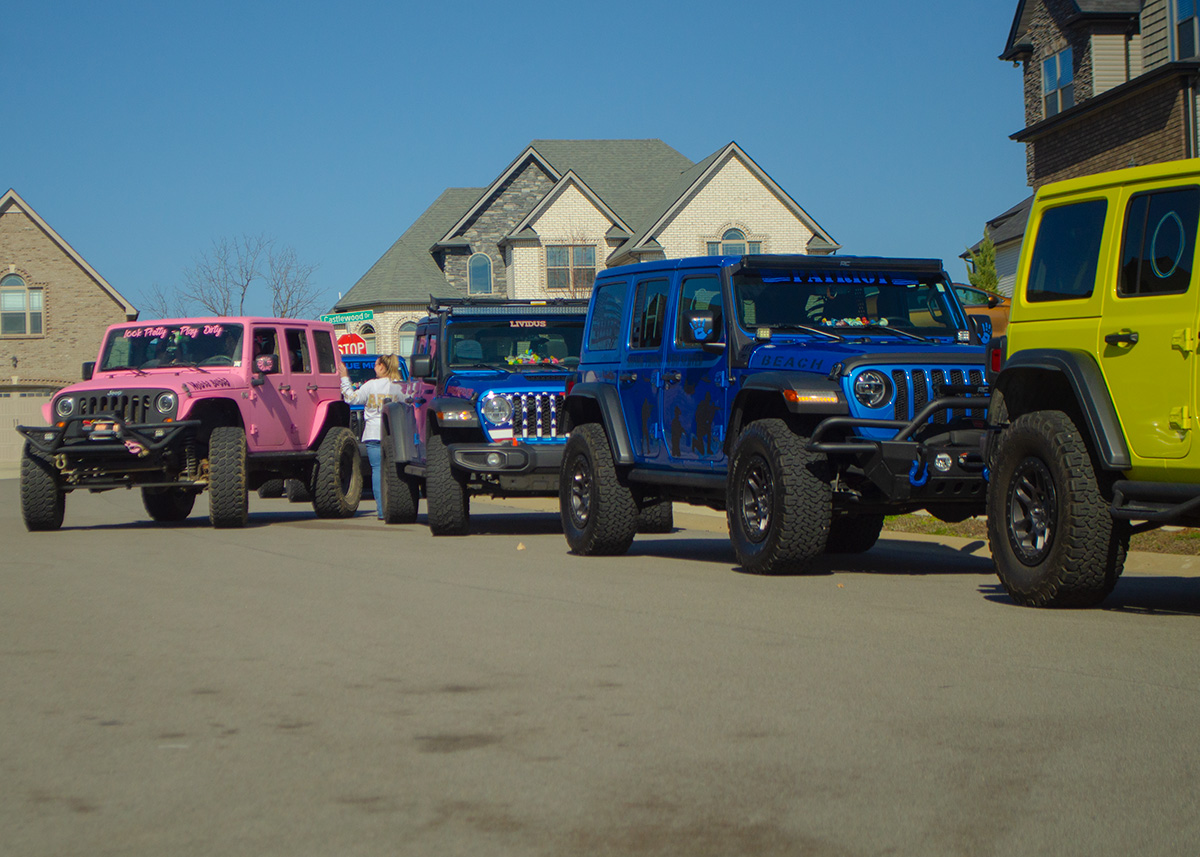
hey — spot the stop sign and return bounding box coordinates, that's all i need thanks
[337,333,367,355]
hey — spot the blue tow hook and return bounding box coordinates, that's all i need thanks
[908,455,930,487]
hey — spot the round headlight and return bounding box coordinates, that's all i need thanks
[155,392,177,414]
[481,393,512,426]
[854,370,892,409]
[55,396,76,418]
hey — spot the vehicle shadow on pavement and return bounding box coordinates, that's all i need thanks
[627,534,992,577]
[455,512,564,536]
[979,576,1200,616]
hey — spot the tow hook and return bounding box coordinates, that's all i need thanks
[908,446,930,487]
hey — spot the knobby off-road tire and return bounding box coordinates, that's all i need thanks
[142,487,197,522]
[825,513,885,554]
[20,444,65,531]
[426,431,469,535]
[560,423,637,555]
[987,409,1128,607]
[285,478,312,503]
[636,497,674,534]
[257,479,285,499]
[209,426,249,528]
[312,427,362,519]
[727,419,832,575]
[380,439,419,524]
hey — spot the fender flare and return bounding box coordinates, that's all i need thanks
[565,383,636,465]
[304,399,351,448]
[381,401,420,464]
[994,348,1130,470]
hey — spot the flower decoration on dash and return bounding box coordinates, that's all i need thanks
[505,349,560,365]
[817,317,889,327]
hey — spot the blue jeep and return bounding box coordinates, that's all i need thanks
[379,298,587,534]
[560,254,992,574]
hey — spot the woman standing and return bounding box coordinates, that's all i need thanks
[338,354,404,520]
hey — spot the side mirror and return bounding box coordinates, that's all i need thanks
[255,354,280,375]
[987,294,1000,309]
[967,313,993,345]
[410,355,432,378]
[81,361,95,381]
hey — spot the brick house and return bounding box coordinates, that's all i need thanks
[1,189,137,472]
[331,139,838,357]
[973,1,1200,295]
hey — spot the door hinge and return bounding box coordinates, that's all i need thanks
[1172,328,1195,354]
[1170,406,1192,431]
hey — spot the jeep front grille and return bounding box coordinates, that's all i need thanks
[888,368,985,423]
[503,392,566,440]
[78,392,156,424]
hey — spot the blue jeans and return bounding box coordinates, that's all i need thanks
[364,440,382,518]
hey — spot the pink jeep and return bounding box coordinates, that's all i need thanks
[17,318,361,529]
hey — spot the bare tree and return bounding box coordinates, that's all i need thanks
[267,244,322,319]
[176,234,322,318]
[139,281,192,319]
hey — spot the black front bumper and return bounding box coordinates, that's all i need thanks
[809,394,989,507]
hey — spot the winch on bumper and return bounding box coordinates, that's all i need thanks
[808,387,989,504]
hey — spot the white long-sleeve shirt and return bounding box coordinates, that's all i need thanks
[340,376,404,442]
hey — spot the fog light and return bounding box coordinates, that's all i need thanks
[934,453,952,472]
[486,452,503,467]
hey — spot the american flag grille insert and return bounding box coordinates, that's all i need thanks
[78,393,156,424]
[502,392,566,440]
[887,369,985,422]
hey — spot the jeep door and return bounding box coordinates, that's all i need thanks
[1100,186,1200,460]
[283,327,318,449]
[247,325,289,447]
[399,324,437,464]
[662,271,728,467]
[623,276,670,462]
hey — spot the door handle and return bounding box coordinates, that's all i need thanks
[663,370,682,384]
[278,384,292,392]
[306,384,319,392]
[1104,331,1139,346]
[618,372,638,383]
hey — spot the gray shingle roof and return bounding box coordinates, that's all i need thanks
[335,188,483,310]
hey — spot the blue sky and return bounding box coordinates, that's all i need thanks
[4,1,1027,316]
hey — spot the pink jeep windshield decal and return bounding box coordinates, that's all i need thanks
[102,324,244,370]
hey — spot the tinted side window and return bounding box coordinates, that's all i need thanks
[313,330,337,373]
[676,275,723,347]
[630,279,670,349]
[1119,187,1199,296]
[285,329,312,373]
[587,281,627,351]
[1026,199,1108,302]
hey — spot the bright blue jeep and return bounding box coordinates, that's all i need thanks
[560,254,993,574]
[379,298,587,534]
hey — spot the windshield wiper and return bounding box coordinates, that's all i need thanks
[767,324,844,342]
[104,364,147,375]
[454,362,509,373]
[852,325,929,342]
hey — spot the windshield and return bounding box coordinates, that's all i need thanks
[99,323,244,371]
[733,268,962,336]
[445,318,584,369]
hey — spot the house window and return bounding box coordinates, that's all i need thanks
[1042,47,1074,118]
[468,253,492,295]
[1179,0,1198,58]
[1,274,43,336]
[397,321,417,360]
[706,230,762,256]
[546,245,596,291]
[360,324,376,353]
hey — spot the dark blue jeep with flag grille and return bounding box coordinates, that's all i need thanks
[559,254,992,574]
[378,297,587,534]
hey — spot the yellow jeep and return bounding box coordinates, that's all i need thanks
[987,160,1200,607]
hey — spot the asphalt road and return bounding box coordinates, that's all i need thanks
[2,480,1199,857]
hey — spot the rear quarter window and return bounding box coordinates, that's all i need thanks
[1119,187,1200,297]
[1026,199,1108,302]
[587,280,628,352]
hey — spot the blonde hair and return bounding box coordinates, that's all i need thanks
[377,354,402,382]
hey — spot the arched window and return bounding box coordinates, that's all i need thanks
[360,324,376,353]
[397,321,417,360]
[0,273,43,336]
[706,229,762,257]
[469,253,492,295]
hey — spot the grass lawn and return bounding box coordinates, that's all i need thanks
[884,515,1200,556]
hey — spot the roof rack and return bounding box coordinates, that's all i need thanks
[427,295,589,316]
